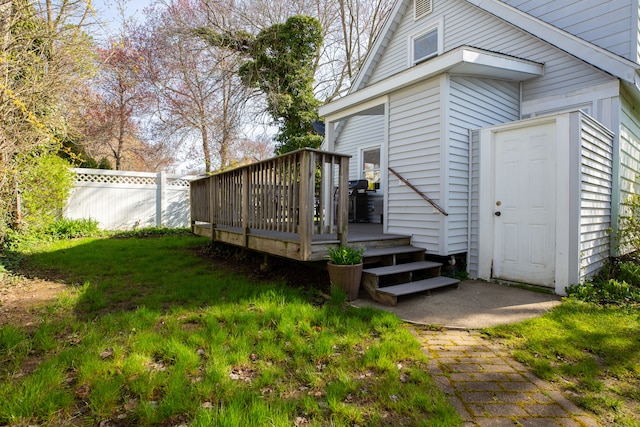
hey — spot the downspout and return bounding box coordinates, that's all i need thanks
[466,129,473,274]
[519,82,523,119]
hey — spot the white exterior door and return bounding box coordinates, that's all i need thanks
[492,123,556,287]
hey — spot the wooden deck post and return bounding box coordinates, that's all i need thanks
[242,168,250,247]
[337,155,349,247]
[298,150,314,261]
[210,176,216,242]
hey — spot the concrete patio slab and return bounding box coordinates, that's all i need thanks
[352,280,562,329]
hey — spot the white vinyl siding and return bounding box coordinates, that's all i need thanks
[449,77,520,254]
[335,115,386,182]
[387,77,443,252]
[334,115,386,225]
[618,94,640,256]
[502,0,636,62]
[368,0,612,102]
[579,114,614,281]
[386,75,520,256]
[441,0,612,100]
[620,96,640,204]
[369,3,435,84]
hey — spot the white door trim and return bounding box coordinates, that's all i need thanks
[478,114,572,295]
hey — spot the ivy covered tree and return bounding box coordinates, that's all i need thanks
[196,15,324,154]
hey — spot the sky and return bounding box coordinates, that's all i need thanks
[91,0,151,37]
[87,0,277,172]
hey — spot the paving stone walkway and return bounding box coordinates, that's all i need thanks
[411,328,601,427]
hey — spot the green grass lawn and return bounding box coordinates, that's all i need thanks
[0,234,461,426]
[485,300,640,426]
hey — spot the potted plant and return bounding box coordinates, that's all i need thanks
[326,245,365,300]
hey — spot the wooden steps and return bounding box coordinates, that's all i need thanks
[362,245,425,266]
[360,246,459,306]
[374,277,461,306]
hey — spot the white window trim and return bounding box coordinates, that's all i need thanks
[360,145,381,191]
[408,18,444,67]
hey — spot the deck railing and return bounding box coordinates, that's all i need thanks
[190,148,350,260]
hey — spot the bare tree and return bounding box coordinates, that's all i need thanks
[231,134,275,164]
[321,0,394,100]
[138,0,252,173]
[85,38,152,170]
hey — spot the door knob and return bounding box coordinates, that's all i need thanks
[494,211,501,217]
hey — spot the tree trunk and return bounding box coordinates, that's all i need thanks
[201,124,211,173]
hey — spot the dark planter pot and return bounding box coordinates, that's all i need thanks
[327,261,363,301]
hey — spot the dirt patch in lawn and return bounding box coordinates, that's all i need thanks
[0,275,70,330]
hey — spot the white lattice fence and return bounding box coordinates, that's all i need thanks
[65,168,192,230]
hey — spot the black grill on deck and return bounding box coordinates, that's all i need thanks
[348,179,369,222]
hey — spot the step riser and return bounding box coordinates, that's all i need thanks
[362,266,441,289]
[363,252,424,267]
[355,244,459,306]
[348,237,411,251]
[375,277,460,306]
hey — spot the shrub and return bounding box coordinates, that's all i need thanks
[2,219,102,253]
[111,227,191,239]
[567,278,640,304]
[45,218,101,239]
[567,260,640,305]
[16,153,74,232]
[616,260,640,287]
[572,191,640,305]
[617,193,640,259]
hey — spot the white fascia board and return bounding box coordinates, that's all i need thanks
[459,49,541,76]
[467,0,640,86]
[323,97,388,124]
[319,46,544,120]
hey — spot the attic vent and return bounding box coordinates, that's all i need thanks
[415,0,433,20]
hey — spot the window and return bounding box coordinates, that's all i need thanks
[415,0,433,20]
[362,148,380,190]
[411,27,438,64]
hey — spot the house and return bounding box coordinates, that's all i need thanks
[318,0,640,295]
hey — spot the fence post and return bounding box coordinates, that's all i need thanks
[156,171,166,227]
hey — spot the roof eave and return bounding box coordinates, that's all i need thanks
[466,0,640,86]
[319,46,543,120]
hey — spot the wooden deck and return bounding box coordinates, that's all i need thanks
[187,149,466,304]
[192,222,412,262]
[190,148,414,262]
